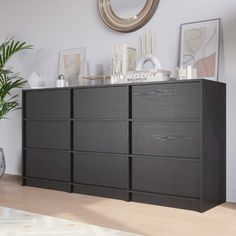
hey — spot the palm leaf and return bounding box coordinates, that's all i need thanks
[0,38,32,119]
[0,38,33,69]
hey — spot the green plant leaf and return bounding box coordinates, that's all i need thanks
[0,38,33,70]
[0,38,32,120]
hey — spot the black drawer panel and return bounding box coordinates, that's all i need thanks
[25,150,69,181]
[73,86,128,119]
[25,121,70,150]
[132,122,200,158]
[132,156,200,198]
[132,192,200,211]
[132,83,200,119]
[73,121,128,153]
[24,178,69,192]
[73,153,127,189]
[73,184,128,200]
[24,90,70,119]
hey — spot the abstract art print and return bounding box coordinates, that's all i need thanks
[180,19,220,81]
[59,48,86,85]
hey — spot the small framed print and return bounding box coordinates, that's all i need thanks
[180,18,220,81]
[59,48,86,85]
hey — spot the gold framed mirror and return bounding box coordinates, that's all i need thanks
[98,0,160,33]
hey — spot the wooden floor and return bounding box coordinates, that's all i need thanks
[0,175,236,236]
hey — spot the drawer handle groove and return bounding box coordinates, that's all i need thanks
[134,89,176,97]
[149,134,193,142]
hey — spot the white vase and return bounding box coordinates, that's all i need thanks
[28,71,45,89]
[0,148,6,177]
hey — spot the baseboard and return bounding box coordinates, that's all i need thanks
[4,173,20,177]
[227,186,236,203]
[0,174,21,182]
[5,170,21,176]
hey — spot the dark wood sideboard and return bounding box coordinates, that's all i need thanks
[22,79,226,212]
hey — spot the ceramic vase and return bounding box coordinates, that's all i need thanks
[0,148,6,177]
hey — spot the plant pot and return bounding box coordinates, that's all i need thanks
[0,148,6,177]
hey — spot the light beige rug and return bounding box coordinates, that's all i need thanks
[0,206,141,236]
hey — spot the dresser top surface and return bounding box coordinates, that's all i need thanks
[22,78,225,92]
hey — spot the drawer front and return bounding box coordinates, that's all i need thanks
[132,83,200,119]
[25,121,70,150]
[132,156,200,198]
[73,86,128,119]
[73,153,127,189]
[24,90,70,119]
[132,122,200,158]
[73,121,128,153]
[25,150,69,181]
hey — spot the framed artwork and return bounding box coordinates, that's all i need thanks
[59,48,86,85]
[180,18,220,81]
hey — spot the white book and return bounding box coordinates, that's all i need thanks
[121,45,137,75]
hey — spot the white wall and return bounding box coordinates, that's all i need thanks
[0,0,235,202]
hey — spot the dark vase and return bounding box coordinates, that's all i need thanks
[0,148,6,177]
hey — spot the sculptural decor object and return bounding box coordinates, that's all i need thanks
[28,71,46,89]
[98,0,160,33]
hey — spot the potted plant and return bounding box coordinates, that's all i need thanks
[0,38,32,177]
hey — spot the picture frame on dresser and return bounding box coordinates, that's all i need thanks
[59,47,86,85]
[179,18,220,81]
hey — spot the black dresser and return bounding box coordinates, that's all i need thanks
[22,79,226,212]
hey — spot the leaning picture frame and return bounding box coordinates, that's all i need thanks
[179,18,220,81]
[59,47,86,85]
